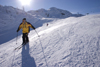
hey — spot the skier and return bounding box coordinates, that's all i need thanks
[47,23,48,26]
[17,18,35,45]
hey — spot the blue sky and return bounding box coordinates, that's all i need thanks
[0,0,100,15]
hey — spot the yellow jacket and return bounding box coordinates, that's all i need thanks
[17,22,35,33]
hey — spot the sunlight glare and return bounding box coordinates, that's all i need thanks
[19,0,32,6]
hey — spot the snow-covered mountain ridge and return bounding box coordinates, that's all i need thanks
[0,13,100,67]
[28,7,83,18]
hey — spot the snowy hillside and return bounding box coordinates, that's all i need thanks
[28,7,83,18]
[0,14,100,67]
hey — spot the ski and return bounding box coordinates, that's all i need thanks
[14,44,22,50]
[14,42,29,51]
[14,43,24,50]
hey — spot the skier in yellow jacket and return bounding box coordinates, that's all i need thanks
[17,18,35,44]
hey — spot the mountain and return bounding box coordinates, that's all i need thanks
[28,7,83,18]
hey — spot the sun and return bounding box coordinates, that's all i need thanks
[19,0,32,6]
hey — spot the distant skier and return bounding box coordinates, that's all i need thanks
[47,23,49,26]
[17,18,35,44]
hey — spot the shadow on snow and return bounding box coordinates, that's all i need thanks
[22,43,36,67]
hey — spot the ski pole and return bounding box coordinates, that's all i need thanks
[12,50,16,66]
[16,32,18,44]
[35,30,48,67]
[35,30,40,37]
[38,36,48,67]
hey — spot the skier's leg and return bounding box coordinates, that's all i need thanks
[22,33,26,44]
[26,33,29,43]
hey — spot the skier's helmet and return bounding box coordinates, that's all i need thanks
[23,18,26,20]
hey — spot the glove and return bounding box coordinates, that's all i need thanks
[17,30,19,32]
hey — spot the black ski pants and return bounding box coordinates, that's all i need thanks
[22,33,29,44]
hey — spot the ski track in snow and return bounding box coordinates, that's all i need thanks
[0,14,100,67]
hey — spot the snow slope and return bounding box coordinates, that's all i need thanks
[0,14,100,67]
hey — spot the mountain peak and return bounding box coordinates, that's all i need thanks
[50,7,57,9]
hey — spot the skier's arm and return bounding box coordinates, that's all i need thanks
[27,22,35,30]
[30,25,35,30]
[17,27,20,32]
[17,23,22,32]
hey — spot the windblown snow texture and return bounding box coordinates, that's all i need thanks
[0,5,100,67]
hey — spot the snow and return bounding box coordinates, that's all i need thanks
[0,5,100,67]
